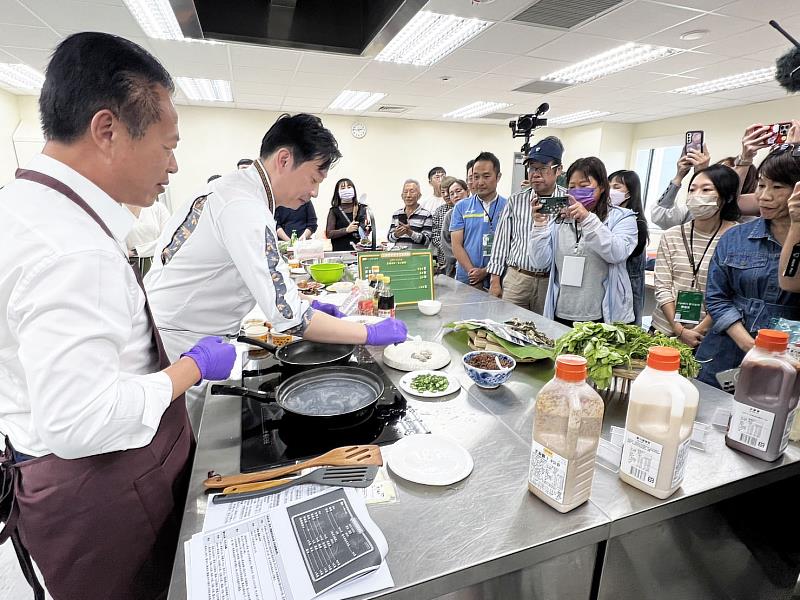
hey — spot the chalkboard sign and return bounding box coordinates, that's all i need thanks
[357,249,434,306]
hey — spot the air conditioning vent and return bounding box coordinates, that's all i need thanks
[514,81,571,94]
[375,105,413,113]
[511,0,623,30]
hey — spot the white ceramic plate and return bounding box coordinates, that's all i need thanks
[326,281,354,294]
[343,315,386,325]
[387,434,474,486]
[399,370,460,398]
[290,267,306,275]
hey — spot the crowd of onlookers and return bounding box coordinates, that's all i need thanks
[129,121,800,391]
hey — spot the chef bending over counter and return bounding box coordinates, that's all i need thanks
[145,113,407,427]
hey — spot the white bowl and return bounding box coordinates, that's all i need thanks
[417,300,442,316]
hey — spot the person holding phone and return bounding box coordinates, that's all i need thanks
[651,165,740,347]
[529,156,638,327]
[779,180,800,292]
[388,179,433,249]
[326,177,370,251]
[695,145,800,388]
[487,137,566,313]
[651,144,711,229]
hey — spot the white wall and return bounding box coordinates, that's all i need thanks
[0,89,21,184]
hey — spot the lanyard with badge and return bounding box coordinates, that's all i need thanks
[560,221,585,287]
[481,196,499,257]
[675,221,721,324]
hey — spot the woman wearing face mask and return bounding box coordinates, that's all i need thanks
[326,178,371,251]
[651,165,740,348]
[695,146,800,388]
[529,157,638,327]
[609,170,649,326]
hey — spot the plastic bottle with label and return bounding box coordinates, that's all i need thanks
[725,329,800,461]
[528,355,604,513]
[372,275,385,315]
[619,346,699,499]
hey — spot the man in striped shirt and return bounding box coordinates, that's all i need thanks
[487,137,566,313]
[388,179,433,249]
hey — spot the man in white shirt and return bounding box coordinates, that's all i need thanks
[0,32,235,600]
[420,166,446,213]
[145,114,407,425]
[125,199,171,275]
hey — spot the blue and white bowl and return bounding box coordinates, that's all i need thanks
[462,351,516,389]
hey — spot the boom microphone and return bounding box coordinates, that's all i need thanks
[770,20,800,93]
[536,102,550,115]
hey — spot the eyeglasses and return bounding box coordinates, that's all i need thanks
[528,165,559,175]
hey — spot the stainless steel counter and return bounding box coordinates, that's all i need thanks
[168,277,800,599]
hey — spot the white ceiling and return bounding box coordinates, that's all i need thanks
[0,0,798,126]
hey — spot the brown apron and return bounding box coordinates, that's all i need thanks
[0,169,195,600]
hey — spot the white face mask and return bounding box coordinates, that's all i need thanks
[609,189,627,206]
[339,188,355,201]
[686,194,719,220]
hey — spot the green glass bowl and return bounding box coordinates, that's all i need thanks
[307,262,345,284]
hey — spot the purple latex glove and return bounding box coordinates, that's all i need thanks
[181,336,237,383]
[311,299,346,318]
[365,318,408,346]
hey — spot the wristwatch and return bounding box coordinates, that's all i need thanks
[734,155,753,167]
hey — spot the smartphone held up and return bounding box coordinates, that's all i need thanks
[684,130,704,155]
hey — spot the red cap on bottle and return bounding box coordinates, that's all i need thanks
[647,346,681,371]
[754,329,789,353]
[555,354,587,382]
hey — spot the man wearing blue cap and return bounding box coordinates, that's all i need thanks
[487,136,567,313]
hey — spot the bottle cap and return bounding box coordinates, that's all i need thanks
[555,354,587,382]
[647,346,680,371]
[371,266,380,272]
[383,276,391,284]
[754,329,789,352]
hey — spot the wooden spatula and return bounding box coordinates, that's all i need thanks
[203,445,383,489]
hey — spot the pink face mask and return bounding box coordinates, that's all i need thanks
[569,186,597,210]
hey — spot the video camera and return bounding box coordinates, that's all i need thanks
[509,102,549,156]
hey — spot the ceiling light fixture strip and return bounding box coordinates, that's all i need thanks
[123,0,183,40]
[176,77,233,102]
[376,11,490,67]
[542,43,681,84]
[0,63,45,90]
[669,67,777,95]
[443,101,510,120]
[548,110,611,125]
[329,90,386,111]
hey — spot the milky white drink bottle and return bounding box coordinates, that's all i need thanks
[726,329,800,461]
[528,355,604,513]
[619,347,699,499]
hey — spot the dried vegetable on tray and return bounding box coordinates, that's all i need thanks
[444,319,554,362]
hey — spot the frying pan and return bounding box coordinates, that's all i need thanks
[211,366,385,428]
[237,335,354,372]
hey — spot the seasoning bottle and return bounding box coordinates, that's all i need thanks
[726,329,800,461]
[290,229,298,246]
[372,275,385,315]
[619,347,699,499]
[528,355,604,513]
[377,276,395,319]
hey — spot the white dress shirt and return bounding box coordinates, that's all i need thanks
[0,154,173,458]
[144,164,310,363]
[126,201,171,258]
[420,195,445,214]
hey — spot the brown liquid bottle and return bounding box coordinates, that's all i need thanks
[726,329,800,462]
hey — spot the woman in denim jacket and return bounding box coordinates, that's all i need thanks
[696,145,800,388]
[529,157,637,326]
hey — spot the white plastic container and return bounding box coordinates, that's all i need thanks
[528,355,604,513]
[619,347,699,499]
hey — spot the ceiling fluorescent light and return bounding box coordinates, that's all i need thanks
[376,11,490,66]
[123,0,183,40]
[443,101,510,120]
[0,63,45,91]
[548,110,611,125]
[176,77,233,102]
[669,67,776,95]
[542,43,681,85]
[328,90,386,111]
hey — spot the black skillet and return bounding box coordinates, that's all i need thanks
[211,366,384,428]
[237,335,354,374]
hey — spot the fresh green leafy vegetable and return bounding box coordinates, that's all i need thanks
[554,322,700,390]
[410,374,450,393]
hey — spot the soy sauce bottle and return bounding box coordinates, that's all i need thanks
[377,276,395,319]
